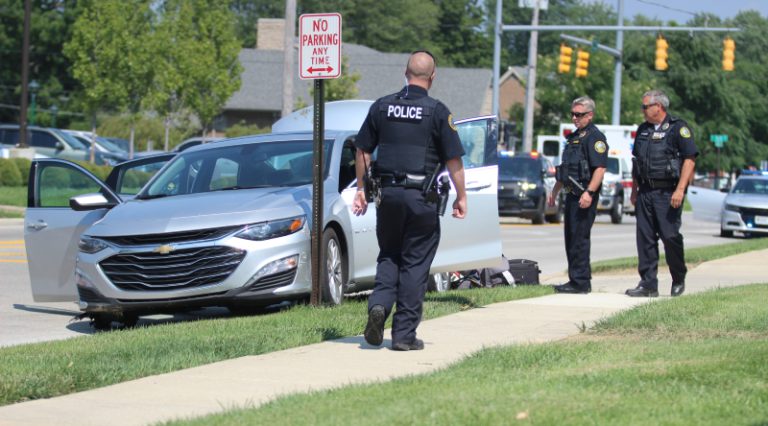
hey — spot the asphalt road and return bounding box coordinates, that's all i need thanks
[0,212,729,347]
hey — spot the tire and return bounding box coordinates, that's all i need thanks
[546,198,564,224]
[91,314,113,331]
[610,198,623,224]
[720,227,733,238]
[531,199,546,225]
[321,228,347,305]
[427,272,451,292]
[121,313,139,328]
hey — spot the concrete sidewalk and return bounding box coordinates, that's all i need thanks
[1,249,766,426]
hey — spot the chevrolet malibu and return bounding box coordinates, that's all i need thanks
[24,103,501,329]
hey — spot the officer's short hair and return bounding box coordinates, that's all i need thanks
[572,96,595,112]
[407,50,436,80]
[643,90,669,110]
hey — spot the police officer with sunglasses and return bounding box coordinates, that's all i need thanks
[626,90,698,298]
[353,50,467,351]
[548,96,607,294]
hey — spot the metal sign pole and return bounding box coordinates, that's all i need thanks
[310,79,325,305]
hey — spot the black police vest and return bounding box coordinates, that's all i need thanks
[635,118,682,181]
[561,132,590,184]
[374,94,439,176]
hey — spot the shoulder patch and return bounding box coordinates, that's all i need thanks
[680,126,691,138]
[448,114,457,131]
[594,140,607,154]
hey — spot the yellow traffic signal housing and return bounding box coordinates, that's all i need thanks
[655,35,668,71]
[723,37,735,71]
[558,44,573,73]
[575,49,590,78]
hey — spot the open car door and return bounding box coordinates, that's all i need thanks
[431,115,502,272]
[688,186,726,223]
[24,155,172,302]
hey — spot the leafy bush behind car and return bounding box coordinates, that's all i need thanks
[0,159,23,187]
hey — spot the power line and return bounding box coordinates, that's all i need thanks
[635,0,696,17]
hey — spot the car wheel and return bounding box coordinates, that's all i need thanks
[532,199,546,225]
[720,227,733,238]
[610,198,623,224]
[121,313,139,328]
[91,314,113,331]
[427,272,451,292]
[321,228,347,305]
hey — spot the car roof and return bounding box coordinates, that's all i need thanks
[179,129,354,154]
[271,100,373,133]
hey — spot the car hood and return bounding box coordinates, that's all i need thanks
[87,187,311,237]
[723,194,768,209]
[499,177,537,185]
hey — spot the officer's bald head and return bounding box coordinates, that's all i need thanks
[405,51,436,88]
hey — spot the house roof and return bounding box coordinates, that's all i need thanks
[225,43,492,121]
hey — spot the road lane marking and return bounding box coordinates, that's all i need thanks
[0,252,25,256]
[0,240,24,245]
[0,259,27,263]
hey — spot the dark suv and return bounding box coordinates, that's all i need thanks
[497,151,563,224]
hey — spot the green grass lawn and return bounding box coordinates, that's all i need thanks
[0,186,26,207]
[0,209,23,218]
[168,284,768,426]
[591,236,768,274]
[0,285,551,406]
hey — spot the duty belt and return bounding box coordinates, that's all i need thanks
[377,173,428,189]
[641,179,677,189]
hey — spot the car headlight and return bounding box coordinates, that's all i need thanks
[521,182,537,191]
[601,182,617,196]
[235,215,306,241]
[724,203,741,212]
[78,237,109,254]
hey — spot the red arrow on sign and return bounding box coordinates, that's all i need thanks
[306,66,334,74]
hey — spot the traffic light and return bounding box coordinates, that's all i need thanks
[558,44,573,74]
[655,35,668,71]
[723,37,735,71]
[575,49,589,78]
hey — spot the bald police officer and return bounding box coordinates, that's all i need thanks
[353,50,467,351]
[548,96,607,294]
[626,90,698,298]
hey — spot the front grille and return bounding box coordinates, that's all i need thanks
[249,268,297,292]
[739,207,768,216]
[101,226,242,246]
[101,246,246,291]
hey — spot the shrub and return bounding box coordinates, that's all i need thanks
[10,158,32,185]
[0,159,22,187]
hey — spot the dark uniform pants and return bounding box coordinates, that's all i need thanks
[564,192,598,290]
[368,186,440,345]
[635,188,686,291]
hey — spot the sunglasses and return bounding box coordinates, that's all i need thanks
[571,111,590,118]
[641,103,658,110]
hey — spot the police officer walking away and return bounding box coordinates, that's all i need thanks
[626,90,698,298]
[352,51,467,351]
[548,96,607,294]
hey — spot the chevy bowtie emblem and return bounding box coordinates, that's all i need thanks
[153,244,175,255]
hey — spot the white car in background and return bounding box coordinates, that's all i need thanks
[688,171,768,238]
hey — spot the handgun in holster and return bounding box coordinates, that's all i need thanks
[436,176,451,216]
[363,161,380,204]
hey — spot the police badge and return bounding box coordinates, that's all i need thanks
[662,123,669,130]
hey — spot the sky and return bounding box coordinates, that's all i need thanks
[585,0,768,23]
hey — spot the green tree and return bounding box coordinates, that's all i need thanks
[64,0,156,155]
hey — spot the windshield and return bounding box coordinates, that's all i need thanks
[52,129,88,150]
[138,139,333,199]
[606,157,620,175]
[498,157,541,181]
[732,178,768,195]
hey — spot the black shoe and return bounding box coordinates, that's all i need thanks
[364,305,385,346]
[392,338,424,351]
[671,282,685,297]
[625,285,659,298]
[554,284,590,294]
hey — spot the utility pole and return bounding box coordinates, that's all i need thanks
[18,0,32,148]
[491,0,502,118]
[281,0,296,117]
[521,0,541,153]
[611,0,624,125]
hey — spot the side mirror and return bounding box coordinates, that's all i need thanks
[55,141,65,151]
[69,193,116,211]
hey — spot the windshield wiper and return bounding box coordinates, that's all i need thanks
[137,193,170,200]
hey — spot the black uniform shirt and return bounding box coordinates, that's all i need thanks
[566,122,608,169]
[355,85,464,162]
[632,115,699,159]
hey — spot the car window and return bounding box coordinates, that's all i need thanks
[53,129,88,150]
[38,165,105,207]
[499,157,540,181]
[606,157,620,175]
[733,178,768,195]
[30,131,59,149]
[455,118,496,169]
[118,163,166,195]
[140,139,333,199]
[1,128,20,145]
[543,140,560,157]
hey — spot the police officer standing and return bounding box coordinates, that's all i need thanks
[548,96,607,294]
[626,90,698,298]
[352,51,467,351]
